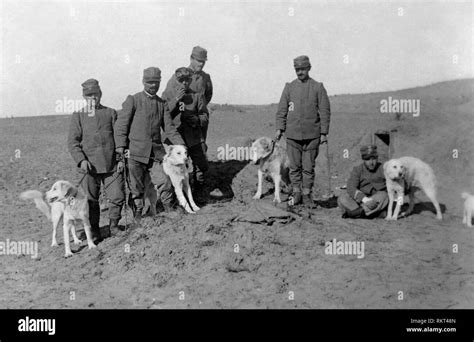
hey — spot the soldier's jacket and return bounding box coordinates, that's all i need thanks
[164,69,213,106]
[68,105,118,174]
[114,91,184,164]
[275,77,331,140]
[347,162,387,203]
[162,87,208,148]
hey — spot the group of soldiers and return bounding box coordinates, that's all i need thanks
[67,49,388,243]
[68,46,212,241]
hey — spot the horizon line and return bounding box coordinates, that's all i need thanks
[1,77,472,119]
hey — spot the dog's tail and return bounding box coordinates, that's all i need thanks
[19,190,51,220]
[461,192,472,200]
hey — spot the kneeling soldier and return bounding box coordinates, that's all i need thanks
[338,145,389,218]
[68,79,125,240]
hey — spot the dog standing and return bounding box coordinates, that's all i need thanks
[384,156,442,220]
[162,145,200,214]
[250,137,290,203]
[462,192,474,227]
[20,181,96,258]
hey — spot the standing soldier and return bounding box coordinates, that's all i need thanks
[114,67,184,224]
[68,79,125,240]
[163,67,209,197]
[164,46,213,146]
[275,56,331,206]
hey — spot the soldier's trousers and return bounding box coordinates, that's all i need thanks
[81,171,125,229]
[128,158,174,210]
[188,142,209,184]
[338,191,389,217]
[150,161,174,205]
[287,138,320,193]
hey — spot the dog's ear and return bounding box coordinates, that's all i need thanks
[164,144,172,155]
[245,137,255,147]
[261,139,272,152]
[63,183,78,198]
[400,165,406,177]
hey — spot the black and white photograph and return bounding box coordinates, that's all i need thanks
[0,0,473,338]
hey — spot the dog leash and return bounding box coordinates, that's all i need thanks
[75,171,88,188]
[268,139,277,155]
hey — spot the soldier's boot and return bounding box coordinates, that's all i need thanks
[133,198,144,226]
[162,201,175,213]
[341,206,366,219]
[134,210,142,225]
[302,189,316,208]
[107,218,121,236]
[90,225,103,243]
[288,192,302,206]
[192,182,207,204]
[302,194,316,208]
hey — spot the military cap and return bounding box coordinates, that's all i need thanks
[293,55,311,68]
[175,67,193,81]
[81,79,101,96]
[360,145,378,160]
[191,46,208,61]
[143,67,161,82]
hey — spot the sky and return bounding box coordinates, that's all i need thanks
[0,0,472,117]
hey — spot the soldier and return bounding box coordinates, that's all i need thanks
[275,55,331,206]
[337,145,389,218]
[164,46,213,145]
[114,67,184,223]
[68,79,125,240]
[163,67,209,196]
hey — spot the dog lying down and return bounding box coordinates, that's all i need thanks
[162,144,200,214]
[20,181,96,258]
[250,137,290,203]
[383,156,442,220]
[462,192,474,227]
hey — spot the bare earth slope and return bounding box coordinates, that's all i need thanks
[0,79,472,308]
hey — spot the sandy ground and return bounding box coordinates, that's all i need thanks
[0,79,473,309]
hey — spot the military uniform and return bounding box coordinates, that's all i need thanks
[275,56,331,198]
[162,69,209,184]
[67,79,125,234]
[114,67,184,215]
[338,145,389,217]
[163,46,213,142]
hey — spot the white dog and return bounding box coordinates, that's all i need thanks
[162,145,200,214]
[20,181,96,258]
[462,192,474,227]
[250,137,290,203]
[383,156,442,220]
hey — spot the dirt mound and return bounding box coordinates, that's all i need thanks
[1,79,473,309]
